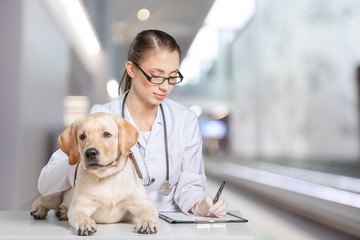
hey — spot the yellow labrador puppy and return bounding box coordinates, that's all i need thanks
[30,112,158,235]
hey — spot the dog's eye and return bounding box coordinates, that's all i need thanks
[79,133,86,140]
[103,132,112,138]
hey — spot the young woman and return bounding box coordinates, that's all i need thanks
[38,29,227,217]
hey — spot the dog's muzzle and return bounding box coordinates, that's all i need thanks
[84,147,99,161]
[84,148,115,170]
[84,147,100,165]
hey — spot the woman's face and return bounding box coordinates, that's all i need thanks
[127,49,180,107]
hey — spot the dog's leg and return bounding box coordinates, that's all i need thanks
[69,211,97,236]
[68,202,97,236]
[55,205,68,221]
[30,194,63,220]
[55,188,74,221]
[129,200,158,234]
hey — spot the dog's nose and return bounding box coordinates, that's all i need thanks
[84,148,99,161]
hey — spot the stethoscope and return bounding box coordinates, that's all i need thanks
[121,92,172,196]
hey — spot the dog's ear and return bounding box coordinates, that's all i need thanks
[114,116,139,157]
[57,121,80,165]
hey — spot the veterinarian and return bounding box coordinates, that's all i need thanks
[38,29,228,218]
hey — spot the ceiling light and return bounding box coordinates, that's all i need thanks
[107,79,119,99]
[137,8,150,21]
[62,0,100,55]
[205,0,255,30]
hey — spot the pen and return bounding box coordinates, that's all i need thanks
[213,181,226,204]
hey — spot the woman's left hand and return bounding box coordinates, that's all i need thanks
[191,195,228,218]
[208,195,228,218]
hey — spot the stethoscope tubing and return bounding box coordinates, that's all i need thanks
[159,104,169,183]
[121,92,170,186]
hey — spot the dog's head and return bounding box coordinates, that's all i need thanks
[57,112,138,177]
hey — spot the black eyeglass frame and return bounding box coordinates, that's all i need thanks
[134,62,183,85]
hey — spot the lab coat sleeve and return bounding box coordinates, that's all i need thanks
[89,104,111,114]
[38,149,76,197]
[89,98,120,115]
[174,111,208,213]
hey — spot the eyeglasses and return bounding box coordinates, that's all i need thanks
[134,63,183,85]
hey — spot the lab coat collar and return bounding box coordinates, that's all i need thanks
[148,108,164,142]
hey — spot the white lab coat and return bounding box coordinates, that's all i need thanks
[38,95,208,213]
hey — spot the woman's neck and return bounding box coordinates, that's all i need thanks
[125,91,158,132]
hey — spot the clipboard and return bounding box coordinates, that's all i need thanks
[159,211,248,224]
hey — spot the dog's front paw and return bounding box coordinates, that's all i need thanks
[76,219,97,236]
[30,206,48,220]
[55,205,68,221]
[134,220,157,234]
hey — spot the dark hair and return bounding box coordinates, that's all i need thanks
[118,29,182,95]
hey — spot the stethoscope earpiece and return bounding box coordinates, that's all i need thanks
[143,177,155,186]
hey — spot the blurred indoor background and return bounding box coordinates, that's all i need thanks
[0,0,360,239]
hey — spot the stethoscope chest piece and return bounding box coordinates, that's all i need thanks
[160,181,172,196]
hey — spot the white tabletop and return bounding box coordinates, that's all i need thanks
[0,211,253,239]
